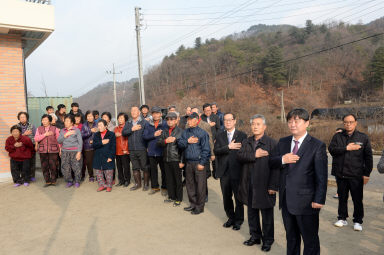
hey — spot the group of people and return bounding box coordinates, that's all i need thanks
[4,100,382,255]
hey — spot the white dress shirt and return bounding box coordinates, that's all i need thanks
[227,129,235,143]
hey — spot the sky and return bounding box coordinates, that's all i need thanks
[25,0,384,97]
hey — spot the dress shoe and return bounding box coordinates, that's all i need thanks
[191,209,203,215]
[223,220,234,228]
[243,237,261,246]
[115,182,123,187]
[130,184,139,191]
[184,206,195,212]
[261,244,272,252]
[148,188,160,195]
[232,224,241,231]
[124,181,129,187]
[161,188,168,196]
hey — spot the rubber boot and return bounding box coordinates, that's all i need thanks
[130,171,142,191]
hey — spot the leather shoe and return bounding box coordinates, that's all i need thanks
[184,206,195,212]
[232,224,241,231]
[261,244,272,252]
[243,237,261,246]
[191,209,203,215]
[223,220,234,228]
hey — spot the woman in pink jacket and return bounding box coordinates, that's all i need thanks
[34,114,60,187]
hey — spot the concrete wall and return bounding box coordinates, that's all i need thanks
[0,0,54,33]
[0,34,27,181]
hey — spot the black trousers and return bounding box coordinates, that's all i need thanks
[220,172,244,225]
[164,161,183,201]
[10,159,30,184]
[116,154,131,184]
[149,156,166,189]
[248,186,273,244]
[336,176,364,224]
[186,162,207,211]
[282,194,320,255]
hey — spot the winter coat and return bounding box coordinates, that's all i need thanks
[143,118,168,157]
[237,135,279,209]
[328,130,373,178]
[92,130,116,170]
[157,126,183,162]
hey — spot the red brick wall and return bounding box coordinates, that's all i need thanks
[0,34,27,180]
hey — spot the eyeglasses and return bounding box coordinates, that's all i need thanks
[343,121,356,125]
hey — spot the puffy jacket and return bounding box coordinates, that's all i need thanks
[114,125,129,156]
[143,118,168,157]
[81,122,97,151]
[157,126,183,162]
[328,130,373,178]
[92,130,116,170]
[178,126,210,166]
[122,117,147,151]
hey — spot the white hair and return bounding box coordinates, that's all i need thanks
[250,114,266,125]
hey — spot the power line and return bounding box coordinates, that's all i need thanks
[201,32,384,87]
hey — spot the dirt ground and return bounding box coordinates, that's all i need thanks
[0,171,383,255]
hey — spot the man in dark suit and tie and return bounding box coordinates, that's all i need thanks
[270,108,328,255]
[214,113,247,230]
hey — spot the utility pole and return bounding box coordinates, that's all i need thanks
[135,6,145,105]
[106,63,122,121]
[281,89,286,123]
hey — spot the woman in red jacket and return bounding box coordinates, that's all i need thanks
[5,125,34,187]
[114,112,130,187]
[34,114,60,187]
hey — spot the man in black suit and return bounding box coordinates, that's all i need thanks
[270,108,328,255]
[214,113,247,231]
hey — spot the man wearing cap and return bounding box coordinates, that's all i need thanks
[157,111,184,207]
[143,106,168,195]
[178,112,211,215]
[189,107,215,202]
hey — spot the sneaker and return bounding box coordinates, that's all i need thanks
[66,182,73,188]
[23,182,29,187]
[353,223,363,231]
[13,183,21,187]
[106,187,112,192]
[74,183,80,188]
[30,177,36,182]
[89,177,95,182]
[173,201,181,207]
[334,220,348,227]
[97,186,106,192]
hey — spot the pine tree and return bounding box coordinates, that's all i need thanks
[368,46,384,90]
[261,46,286,87]
[194,37,202,49]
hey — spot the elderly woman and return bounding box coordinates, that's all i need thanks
[5,125,34,187]
[81,110,98,182]
[58,115,83,188]
[34,114,60,187]
[17,111,37,182]
[93,119,116,192]
[114,112,130,187]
